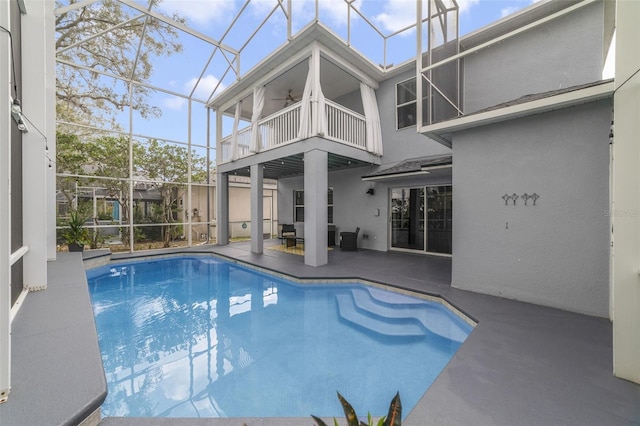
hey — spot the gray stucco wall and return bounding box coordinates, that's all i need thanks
[451,100,611,317]
[278,167,389,250]
[377,69,452,165]
[278,165,452,252]
[463,0,605,113]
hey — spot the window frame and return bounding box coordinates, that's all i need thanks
[293,188,334,224]
[396,77,417,130]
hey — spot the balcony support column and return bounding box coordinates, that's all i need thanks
[250,164,263,254]
[215,171,229,245]
[304,150,328,267]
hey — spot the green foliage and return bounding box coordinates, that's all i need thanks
[62,209,90,247]
[56,131,208,249]
[312,392,401,426]
[88,217,105,249]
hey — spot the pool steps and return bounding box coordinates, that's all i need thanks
[336,287,470,342]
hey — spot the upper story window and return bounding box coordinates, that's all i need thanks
[396,78,417,129]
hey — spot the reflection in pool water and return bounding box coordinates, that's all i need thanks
[87,256,472,418]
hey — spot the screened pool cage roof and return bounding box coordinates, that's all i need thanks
[55,0,460,172]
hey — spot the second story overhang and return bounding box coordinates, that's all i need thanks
[209,24,389,168]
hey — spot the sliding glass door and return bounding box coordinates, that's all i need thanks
[391,185,451,255]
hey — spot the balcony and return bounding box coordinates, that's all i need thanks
[219,99,367,163]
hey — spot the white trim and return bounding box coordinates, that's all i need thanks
[9,246,28,266]
[362,170,430,182]
[421,81,615,136]
[9,289,28,323]
[421,164,452,172]
[389,247,452,258]
[396,77,418,130]
[54,0,101,15]
[1,0,12,403]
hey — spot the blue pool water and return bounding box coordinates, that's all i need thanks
[87,256,472,418]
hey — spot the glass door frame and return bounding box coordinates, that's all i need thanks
[388,184,452,257]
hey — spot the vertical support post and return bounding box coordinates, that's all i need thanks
[612,0,640,385]
[311,48,320,136]
[187,99,193,246]
[250,164,263,254]
[216,171,229,245]
[206,107,212,242]
[287,0,292,41]
[0,0,12,403]
[128,82,134,252]
[416,0,423,130]
[22,0,49,290]
[304,150,328,267]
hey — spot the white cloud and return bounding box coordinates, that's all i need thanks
[500,6,520,18]
[163,96,186,111]
[374,0,480,35]
[373,0,417,34]
[248,0,362,30]
[187,74,226,100]
[318,0,362,27]
[456,0,481,14]
[158,0,237,27]
[162,74,225,110]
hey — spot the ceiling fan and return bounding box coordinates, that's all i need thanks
[272,89,301,107]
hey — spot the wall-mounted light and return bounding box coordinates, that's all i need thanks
[10,97,28,133]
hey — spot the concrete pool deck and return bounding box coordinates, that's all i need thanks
[3,241,639,425]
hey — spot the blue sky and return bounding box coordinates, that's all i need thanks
[113,0,540,153]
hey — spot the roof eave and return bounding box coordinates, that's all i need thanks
[420,80,614,138]
[207,23,387,110]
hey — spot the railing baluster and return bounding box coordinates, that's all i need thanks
[219,100,369,164]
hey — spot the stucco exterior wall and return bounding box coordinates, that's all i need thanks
[278,165,451,252]
[451,100,611,317]
[377,69,452,165]
[463,1,605,113]
[278,168,388,249]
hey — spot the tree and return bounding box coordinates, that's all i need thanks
[55,0,184,128]
[138,139,207,247]
[56,132,142,241]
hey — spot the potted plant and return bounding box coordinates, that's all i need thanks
[63,210,90,252]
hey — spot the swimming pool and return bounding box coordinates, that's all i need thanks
[87,255,473,418]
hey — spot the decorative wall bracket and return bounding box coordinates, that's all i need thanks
[503,193,539,206]
[522,193,540,206]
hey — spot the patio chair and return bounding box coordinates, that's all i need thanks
[280,224,297,247]
[340,227,360,251]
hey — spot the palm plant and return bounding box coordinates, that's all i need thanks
[63,209,90,252]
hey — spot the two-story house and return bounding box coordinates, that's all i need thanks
[210,0,614,320]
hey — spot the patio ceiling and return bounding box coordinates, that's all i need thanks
[226,152,372,180]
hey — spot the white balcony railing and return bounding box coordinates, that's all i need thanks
[219,100,367,163]
[324,99,366,149]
